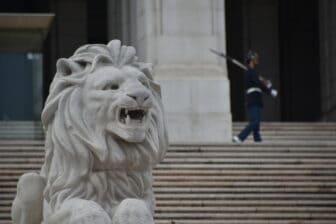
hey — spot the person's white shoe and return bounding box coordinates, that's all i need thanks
[232,136,242,143]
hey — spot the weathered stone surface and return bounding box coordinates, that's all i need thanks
[122,0,232,143]
[11,40,168,224]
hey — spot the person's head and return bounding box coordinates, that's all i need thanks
[245,50,259,67]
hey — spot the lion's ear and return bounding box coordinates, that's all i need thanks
[149,81,162,98]
[141,64,162,98]
[138,63,162,98]
[56,58,82,76]
[139,63,154,81]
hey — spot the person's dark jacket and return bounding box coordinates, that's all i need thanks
[244,68,271,108]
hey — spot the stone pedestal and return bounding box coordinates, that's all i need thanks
[122,0,232,143]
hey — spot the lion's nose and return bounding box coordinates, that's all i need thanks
[127,91,150,105]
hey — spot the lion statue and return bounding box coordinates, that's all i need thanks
[11,40,169,224]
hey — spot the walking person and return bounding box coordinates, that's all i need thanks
[233,51,278,143]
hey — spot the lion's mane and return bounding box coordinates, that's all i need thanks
[40,40,168,216]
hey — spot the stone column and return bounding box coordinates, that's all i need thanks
[121,0,232,143]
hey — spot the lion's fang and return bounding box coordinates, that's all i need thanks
[126,114,131,125]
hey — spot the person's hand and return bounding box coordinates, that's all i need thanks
[271,89,278,98]
[266,80,272,89]
[260,79,272,88]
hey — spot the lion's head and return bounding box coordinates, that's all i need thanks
[40,40,168,209]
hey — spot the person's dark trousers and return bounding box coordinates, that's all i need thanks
[238,106,262,142]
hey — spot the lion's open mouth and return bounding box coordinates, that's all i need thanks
[118,108,149,126]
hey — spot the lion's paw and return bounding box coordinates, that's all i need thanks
[46,199,111,224]
[112,199,154,224]
[11,172,45,224]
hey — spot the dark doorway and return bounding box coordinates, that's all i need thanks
[279,0,320,121]
[225,0,245,121]
[226,0,321,121]
[87,0,108,44]
[226,0,280,121]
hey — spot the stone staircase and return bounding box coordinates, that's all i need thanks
[0,121,336,224]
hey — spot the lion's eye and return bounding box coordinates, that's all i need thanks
[110,84,119,90]
[103,84,119,91]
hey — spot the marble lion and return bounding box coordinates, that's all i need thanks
[11,40,169,224]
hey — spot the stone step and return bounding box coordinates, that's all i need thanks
[154,193,336,200]
[2,124,333,129]
[2,169,335,176]
[2,145,336,151]
[2,180,336,188]
[155,206,336,213]
[4,151,336,159]
[169,146,336,151]
[161,158,336,164]
[0,122,321,126]
[0,123,335,223]
[154,175,336,181]
[233,127,336,131]
[1,141,336,147]
[2,151,336,158]
[4,131,329,137]
[0,146,44,150]
[0,152,44,157]
[155,220,336,224]
[171,141,336,147]
[2,205,336,213]
[2,136,335,141]
[2,207,336,216]
[0,122,335,137]
[2,187,335,198]
[0,140,43,146]
[0,133,333,142]
[156,199,336,206]
[154,181,336,188]
[234,122,336,126]
[2,163,336,170]
[153,212,336,219]
[0,217,336,224]
[2,174,335,182]
[2,199,336,207]
[2,164,336,171]
[164,153,336,159]
[2,192,335,200]
[1,144,336,150]
[2,157,336,165]
[2,127,327,134]
[156,164,336,169]
[0,121,333,125]
[153,169,336,176]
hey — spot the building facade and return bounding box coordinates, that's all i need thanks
[0,0,335,125]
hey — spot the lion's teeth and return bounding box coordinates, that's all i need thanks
[126,115,130,125]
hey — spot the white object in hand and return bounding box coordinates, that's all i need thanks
[266,81,272,89]
[271,89,278,98]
